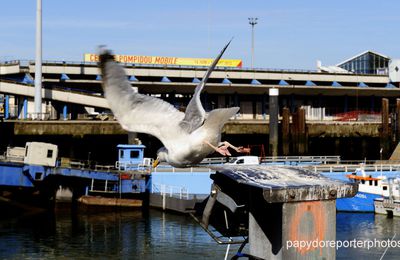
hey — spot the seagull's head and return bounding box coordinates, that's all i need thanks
[153,147,168,167]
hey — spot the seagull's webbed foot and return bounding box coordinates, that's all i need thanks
[204,141,232,156]
[218,141,250,154]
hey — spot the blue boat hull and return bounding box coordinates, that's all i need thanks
[336,192,381,212]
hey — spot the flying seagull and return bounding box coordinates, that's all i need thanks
[99,41,242,167]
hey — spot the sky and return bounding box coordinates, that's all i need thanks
[1,0,399,69]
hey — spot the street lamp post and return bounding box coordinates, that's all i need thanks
[34,0,42,119]
[248,17,258,69]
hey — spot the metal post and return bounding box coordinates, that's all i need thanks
[34,0,42,118]
[269,88,279,156]
[248,17,258,69]
[23,97,28,119]
[63,104,68,120]
[4,95,9,119]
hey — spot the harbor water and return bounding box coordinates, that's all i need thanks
[1,208,400,259]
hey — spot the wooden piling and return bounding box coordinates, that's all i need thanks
[282,107,290,156]
[291,107,307,155]
[291,110,299,154]
[396,99,400,142]
[381,98,390,159]
[298,107,307,155]
[382,98,389,136]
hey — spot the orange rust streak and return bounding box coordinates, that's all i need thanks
[289,201,327,256]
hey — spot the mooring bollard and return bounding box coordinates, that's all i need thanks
[192,166,357,260]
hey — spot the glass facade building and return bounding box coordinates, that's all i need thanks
[337,51,390,74]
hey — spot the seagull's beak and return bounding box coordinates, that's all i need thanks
[153,158,160,168]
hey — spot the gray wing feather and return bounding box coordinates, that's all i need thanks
[100,50,185,148]
[179,40,232,133]
[202,107,239,132]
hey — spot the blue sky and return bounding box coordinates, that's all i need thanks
[1,0,399,69]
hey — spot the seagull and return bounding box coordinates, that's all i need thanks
[99,41,241,167]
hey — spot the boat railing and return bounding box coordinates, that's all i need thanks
[307,163,400,173]
[115,160,152,173]
[152,183,189,200]
[152,166,212,173]
[260,155,341,164]
[199,155,341,165]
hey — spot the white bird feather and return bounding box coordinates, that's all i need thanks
[99,41,239,167]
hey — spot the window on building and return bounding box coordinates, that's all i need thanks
[47,149,53,158]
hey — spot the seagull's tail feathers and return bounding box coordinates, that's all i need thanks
[203,107,240,132]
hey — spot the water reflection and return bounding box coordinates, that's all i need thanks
[0,208,238,260]
[0,209,399,259]
[336,213,400,259]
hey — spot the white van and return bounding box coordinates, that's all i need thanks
[225,156,259,165]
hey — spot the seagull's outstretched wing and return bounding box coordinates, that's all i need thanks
[99,50,185,147]
[179,40,232,133]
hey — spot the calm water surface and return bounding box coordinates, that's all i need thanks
[0,208,400,259]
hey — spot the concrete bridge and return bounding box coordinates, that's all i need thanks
[1,59,399,121]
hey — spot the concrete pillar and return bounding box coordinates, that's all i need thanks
[249,201,336,259]
[269,88,279,156]
[4,95,9,119]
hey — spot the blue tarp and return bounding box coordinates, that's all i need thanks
[279,80,289,86]
[129,75,138,81]
[332,81,341,87]
[358,82,368,87]
[251,79,261,85]
[22,73,34,84]
[60,73,70,81]
[385,82,396,88]
[222,78,232,84]
[161,76,171,82]
[192,77,201,83]
[305,80,316,86]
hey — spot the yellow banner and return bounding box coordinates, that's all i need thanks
[84,53,242,68]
